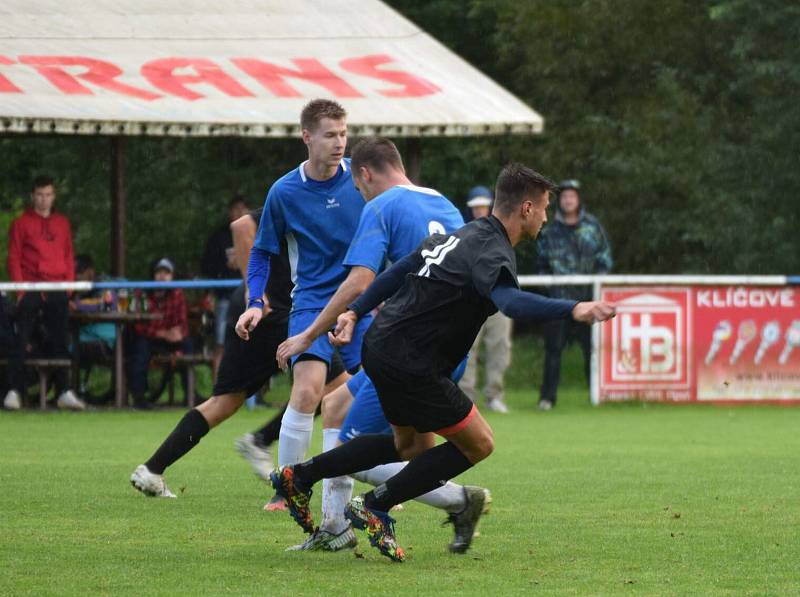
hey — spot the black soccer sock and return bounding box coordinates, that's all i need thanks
[144,409,210,475]
[293,434,400,490]
[364,442,473,513]
[253,404,288,447]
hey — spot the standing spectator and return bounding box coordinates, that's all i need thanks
[200,195,249,380]
[536,179,613,410]
[458,185,513,414]
[127,258,192,410]
[1,294,25,410]
[6,175,85,410]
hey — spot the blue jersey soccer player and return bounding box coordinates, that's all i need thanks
[235,100,367,499]
[274,137,489,553]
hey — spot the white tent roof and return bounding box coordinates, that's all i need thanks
[0,0,544,137]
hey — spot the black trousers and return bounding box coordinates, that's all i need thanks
[0,299,24,394]
[16,292,70,396]
[539,318,591,404]
[127,331,193,401]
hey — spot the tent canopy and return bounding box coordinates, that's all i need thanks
[0,0,544,138]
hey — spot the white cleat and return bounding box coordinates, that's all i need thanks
[235,433,273,481]
[4,389,22,410]
[130,464,176,498]
[486,398,509,414]
[57,390,86,411]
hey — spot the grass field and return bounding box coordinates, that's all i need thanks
[2,345,800,596]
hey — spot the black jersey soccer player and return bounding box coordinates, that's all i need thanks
[270,163,616,561]
[130,209,347,499]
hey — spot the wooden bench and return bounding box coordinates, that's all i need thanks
[0,358,73,410]
[150,353,213,408]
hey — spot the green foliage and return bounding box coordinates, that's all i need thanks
[1,0,798,277]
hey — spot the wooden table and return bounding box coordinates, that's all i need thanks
[70,311,162,407]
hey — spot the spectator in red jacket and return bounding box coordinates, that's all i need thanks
[5,175,85,410]
[127,257,193,409]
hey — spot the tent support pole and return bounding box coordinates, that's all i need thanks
[110,136,126,277]
[406,137,422,184]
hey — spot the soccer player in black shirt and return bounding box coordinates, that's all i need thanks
[270,163,616,561]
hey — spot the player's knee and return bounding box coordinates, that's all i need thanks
[290,385,322,413]
[197,393,244,427]
[467,430,494,463]
[320,396,344,428]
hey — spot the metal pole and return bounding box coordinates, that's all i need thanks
[406,137,421,184]
[110,136,126,277]
[110,136,127,406]
[590,280,602,406]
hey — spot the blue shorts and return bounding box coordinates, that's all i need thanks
[339,356,469,443]
[288,308,373,371]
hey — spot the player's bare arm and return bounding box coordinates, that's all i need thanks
[276,266,375,368]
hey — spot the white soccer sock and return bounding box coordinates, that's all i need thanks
[277,406,314,467]
[352,462,467,513]
[320,428,352,534]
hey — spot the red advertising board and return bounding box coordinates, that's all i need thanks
[599,286,800,403]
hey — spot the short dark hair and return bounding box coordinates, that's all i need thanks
[350,137,405,175]
[493,163,555,215]
[228,194,247,209]
[32,175,55,192]
[300,99,347,132]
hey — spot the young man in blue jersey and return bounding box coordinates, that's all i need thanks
[236,100,369,500]
[274,137,490,553]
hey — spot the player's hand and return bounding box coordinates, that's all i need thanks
[329,311,358,347]
[572,301,616,324]
[276,333,312,371]
[235,307,263,340]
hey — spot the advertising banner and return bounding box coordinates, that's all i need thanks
[599,286,800,403]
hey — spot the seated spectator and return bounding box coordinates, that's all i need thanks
[127,258,193,410]
[1,293,25,410]
[71,255,116,397]
[7,175,85,410]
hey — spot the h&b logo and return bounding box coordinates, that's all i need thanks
[609,292,688,383]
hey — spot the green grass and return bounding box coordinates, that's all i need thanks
[2,343,800,596]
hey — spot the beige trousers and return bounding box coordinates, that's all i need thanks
[458,311,512,403]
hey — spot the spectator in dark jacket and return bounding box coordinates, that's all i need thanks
[536,179,612,410]
[200,195,249,379]
[6,175,85,410]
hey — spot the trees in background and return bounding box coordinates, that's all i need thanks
[0,0,796,278]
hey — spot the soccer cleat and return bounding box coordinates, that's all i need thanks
[444,486,492,554]
[57,390,86,411]
[285,526,358,552]
[234,433,273,481]
[130,464,177,498]
[263,494,288,512]
[537,399,553,411]
[269,466,315,534]
[344,495,405,562]
[3,389,21,410]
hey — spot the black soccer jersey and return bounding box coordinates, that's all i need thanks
[364,215,518,375]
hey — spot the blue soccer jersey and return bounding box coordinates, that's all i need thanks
[344,184,464,272]
[254,159,364,311]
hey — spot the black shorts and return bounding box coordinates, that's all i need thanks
[361,343,475,435]
[213,316,346,397]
